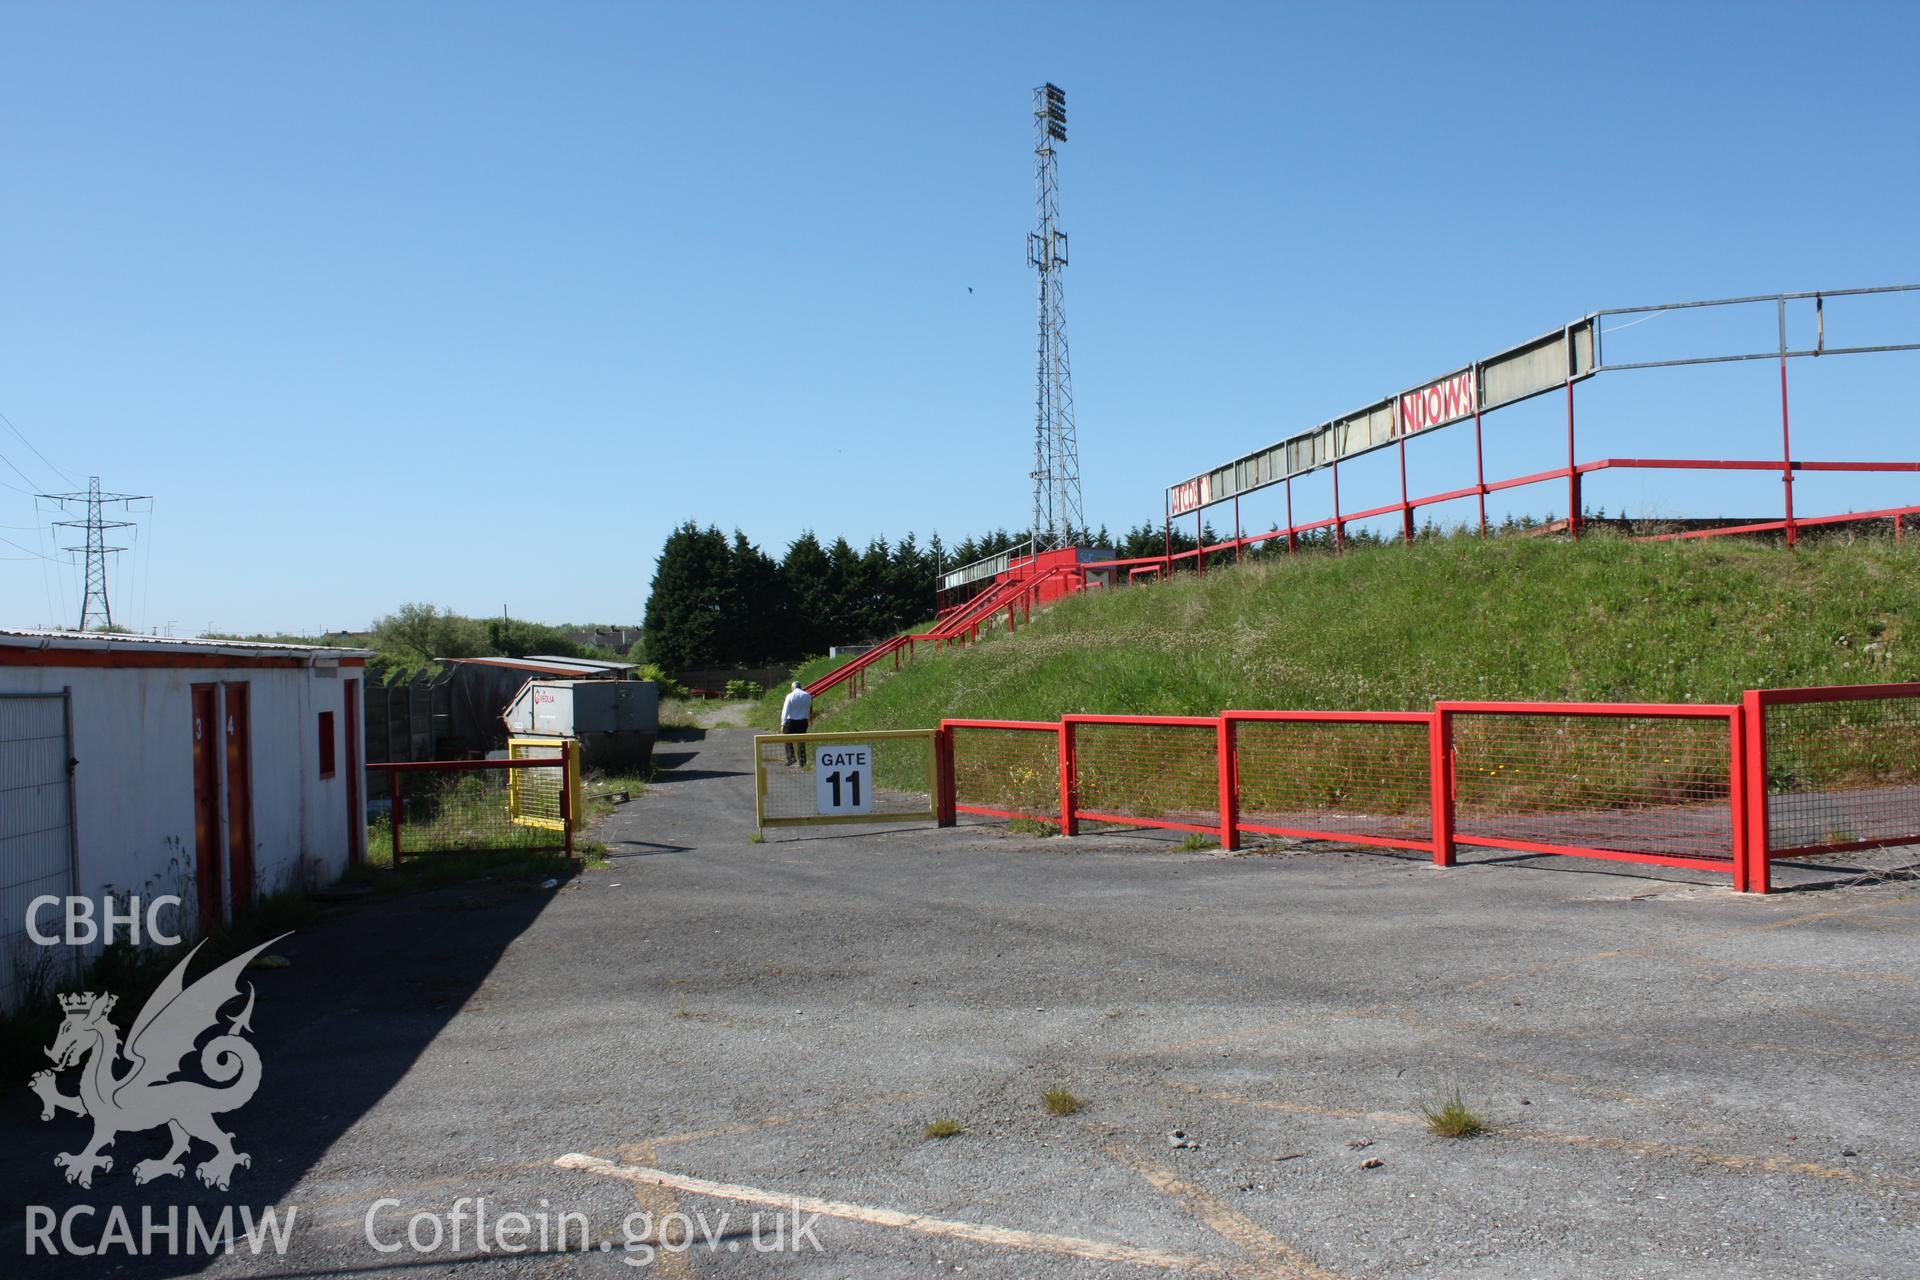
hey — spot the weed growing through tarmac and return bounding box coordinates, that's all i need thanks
[1042,1088,1083,1117]
[923,1118,963,1139]
[1421,1088,1489,1138]
[1175,833,1218,852]
[1007,818,1060,837]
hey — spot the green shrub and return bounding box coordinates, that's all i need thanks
[633,663,688,699]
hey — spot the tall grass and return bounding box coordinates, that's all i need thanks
[807,533,1920,730]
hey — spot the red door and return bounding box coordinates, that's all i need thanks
[223,683,255,914]
[191,684,224,929]
[344,679,362,865]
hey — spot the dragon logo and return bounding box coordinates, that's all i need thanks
[29,935,285,1191]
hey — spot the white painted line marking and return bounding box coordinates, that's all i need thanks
[554,1152,1227,1273]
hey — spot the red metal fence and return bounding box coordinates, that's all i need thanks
[936,683,1920,893]
[1743,682,1920,893]
[944,719,1062,824]
[367,756,576,861]
[1084,457,1920,585]
[1063,715,1223,838]
[1438,701,1746,884]
[1227,711,1434,853]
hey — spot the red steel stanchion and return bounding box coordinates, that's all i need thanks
[1216,717,1239,852]
[1429,708,1455,868]
[1058,720,1078,837]
[1741,690,1771,894]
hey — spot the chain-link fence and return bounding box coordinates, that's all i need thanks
[368,757,575,860]
[1,692,74,1008]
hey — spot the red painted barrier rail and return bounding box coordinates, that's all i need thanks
[1436,700,1748,887]
[943,719,1062,824]
[1742,681,1920,893]
[1225,710,1435,854]
[939,684,1920,893]
[1083,457,1920,581]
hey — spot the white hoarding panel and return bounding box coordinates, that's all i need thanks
[1162,318,1597,516]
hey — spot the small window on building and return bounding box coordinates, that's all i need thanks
[319,711,337,779]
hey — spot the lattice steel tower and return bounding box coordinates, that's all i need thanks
[1028,82,1082,551]
[40,475,147,631]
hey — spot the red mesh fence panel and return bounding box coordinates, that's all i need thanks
[371,761,571,860]
[1232,715,1432,849]
[1761,691,1920,856]
[1070,718,1220,834]
[1448,709,1736,865]
[947,722,1061,822]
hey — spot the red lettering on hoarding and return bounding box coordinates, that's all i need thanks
[1400,370,1475,436]
[1169,475,1211,517]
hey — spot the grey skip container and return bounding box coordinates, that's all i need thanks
[503,678,659,771]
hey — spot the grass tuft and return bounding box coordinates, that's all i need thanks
[922,1118,964,1140]
[1007,817,1061,837]
[1420,1088,1489,1139]
[1042,1088,1083,1116]
[1174,833,1218,852]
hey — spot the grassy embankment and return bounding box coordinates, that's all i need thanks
[810,533,1920,725]
[792,534,1920,820]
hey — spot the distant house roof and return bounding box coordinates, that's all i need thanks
[0,629,371,669]
[439,654,636,678]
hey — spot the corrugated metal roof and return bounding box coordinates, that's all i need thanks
[526,654,635,672]
[0,629,372,660]
[440,654,635,677]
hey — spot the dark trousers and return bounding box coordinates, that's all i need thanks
[782,717,809,765]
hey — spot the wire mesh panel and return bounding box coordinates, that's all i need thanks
[370,760,573,859]
[755,730,937,828]
[1758,687,1920,857]
[1,693,74,1008]
[507,737,582,832]
[1068,717,1221,835]
[945,721,1061,822]
[1231,713,1432,849]
[1446,705,1737,869]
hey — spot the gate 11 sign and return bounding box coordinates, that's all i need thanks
[816,745,873,815]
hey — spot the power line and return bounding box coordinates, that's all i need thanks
[0,453,38,493]
[0,531,62,562]
[0,408,79,488]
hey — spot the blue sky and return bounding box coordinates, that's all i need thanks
[2,1,1915,635]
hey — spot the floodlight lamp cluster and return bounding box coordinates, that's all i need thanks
[1042,83,1066,141]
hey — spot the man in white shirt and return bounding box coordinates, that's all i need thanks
[779,681,814,767]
